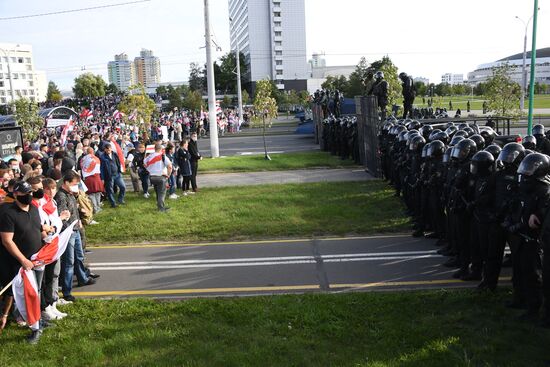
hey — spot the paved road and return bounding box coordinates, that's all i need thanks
[74,235,510,299]
[195,168,370,188]
[197,134,317,157]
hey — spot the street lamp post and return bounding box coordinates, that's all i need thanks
[515,15,534,112]
[527,0,539,135]
[203,0,220,158]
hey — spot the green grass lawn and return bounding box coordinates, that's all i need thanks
[1,290,548,366]
[199,151,358,173]
[413,94,550,110]
[86,181,408,245]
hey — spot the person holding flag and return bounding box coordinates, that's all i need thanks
[100,143,126,208]
[80,147,104,214]
[0,181,52,343]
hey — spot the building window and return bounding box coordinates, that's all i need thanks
[15,90,20,96]
[28,81,33,87]
[0,90,4,96]
[21,73,26,79]
[276,70,283,75]
[275,31,282,37]
[0,81,3,87]
[29,96,35,102]
[22,90,27,96]
[0,73,3,79]
[275,41,282,46]
[10,57,16,63]
[18,57,23,63]
[26,65,32,71]
[274,12,281,17]
[0,97,6,104]
[29,90,34,95]
[12,73,18,79]
[28,73,32,79]
[274,21,281,27]
[276,60,283,65]
[25,57,31,63]
[275,51,282,56]
[2,57,7,63]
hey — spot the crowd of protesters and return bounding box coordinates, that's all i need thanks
[0,95,221,343]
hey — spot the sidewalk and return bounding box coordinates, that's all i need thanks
[124,168,372,189]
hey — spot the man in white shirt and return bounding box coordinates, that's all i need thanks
[143,144,173,212]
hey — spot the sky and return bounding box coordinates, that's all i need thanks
[0,0,548,91]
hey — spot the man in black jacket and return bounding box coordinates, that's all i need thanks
[188,132,202,193]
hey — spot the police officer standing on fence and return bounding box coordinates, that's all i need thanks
[399,72,415,119]
[532,125,550,155]
[372,71,389,121]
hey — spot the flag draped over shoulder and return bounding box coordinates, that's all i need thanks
[12,221,77,330]
[110,138,126,173]
[59,118,75,146]
[81,154,101,179]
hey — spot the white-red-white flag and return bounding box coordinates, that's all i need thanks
[113,110,124,120]
[12,221,77,330]
[81,153,101,179]
[110,138,126,173]
[59,118,75,146]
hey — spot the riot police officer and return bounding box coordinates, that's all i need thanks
[533,125,550,155]
[399,72,416,119]
[372,71,389,121]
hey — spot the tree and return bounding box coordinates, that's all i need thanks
[188,62,205,92]
[166,84,183,110]
[253,79,278,160]
[46,81,63,102]
[156,85,168,98]
[434,83,451,96]
[117,85,157,128]
[241,89,250,105]
[222,95,232,108]
[11,98,43,141]
[414,81,427,97]
[183,90,204,112]
[106,83,120,96]
[298,90,310,109]
[215,52,248,94]
[485,64,521,117]
[72,73,107,98]
[321,75,349,92]
[473,82,487,96]
[451,83,466,96]
[347,57,370,97]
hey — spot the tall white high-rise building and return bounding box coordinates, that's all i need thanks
[108,53,136,91]
[0,43,47,105]
[228,0,308,91]
[134,49,161,88]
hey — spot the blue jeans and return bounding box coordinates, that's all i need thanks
[61,230,88,297]
[168,174,176,195]
[105,173,126,207]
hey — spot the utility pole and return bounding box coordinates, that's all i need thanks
[203,0,219,157]
[230,17,244,131]
[527,0,539,135]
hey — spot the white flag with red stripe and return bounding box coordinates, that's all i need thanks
[59,117,75,146]
[113,110,124,120]
[81,153,101,178]
[12,221,77,330]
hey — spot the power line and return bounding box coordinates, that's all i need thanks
[0,0,151,21]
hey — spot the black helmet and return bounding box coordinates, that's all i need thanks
[484,144,502,160]
[398,131,408,142]
[382,122,394,132]
[449,135,465,146]
[458,123,469,130]
[523,135,537,150]
[409,135,426,152]
[442,147,453,163]
[479,127,496,145]
[462,127,475,137]
[374,71,384,80]
[533,124,545,137]
[445,126,458,137]
[406,131,420,145]
[428,129,442,141]
[406,120,421,131]
[394,125,407,136]
[419,125,433,140]
[451,138,477,162]
[470,134,486,151]
[445,122,455,129]
[454,130,469,139]
[431,131,450,144]
[518,153,550,178]
[427,140,446,158]
[497,142,525,166]
[421,143,430,158]
[524,149,535,156]
[470,151,495,177]
[399,72,408,79]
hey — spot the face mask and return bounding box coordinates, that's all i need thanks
[70,184,80,193]
[16,194,33,206]
[33,188,45,199]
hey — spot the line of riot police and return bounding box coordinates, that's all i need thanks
[379,118,550,327]
[320,115,360,163]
